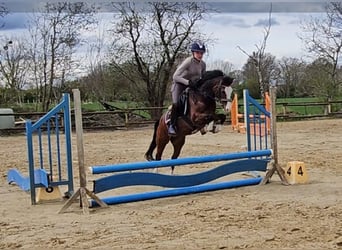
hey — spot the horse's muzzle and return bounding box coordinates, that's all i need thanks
[224,101,232,113]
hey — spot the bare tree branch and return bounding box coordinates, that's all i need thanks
[26,2,97,111]
[237,3,273,97]
[108,2,210,118]
[299,2,342,99]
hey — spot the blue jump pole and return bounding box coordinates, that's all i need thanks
[91,177,263,207]
[90,149,272,174]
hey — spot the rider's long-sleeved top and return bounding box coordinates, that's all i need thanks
[172,56,206,86]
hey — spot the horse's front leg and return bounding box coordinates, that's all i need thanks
[170,136,186,175]
[208,114,226,133]
[196,113,221,135]
[216,113,226,124]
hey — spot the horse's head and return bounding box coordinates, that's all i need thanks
[218,76,234,113]
[196,70,234,113]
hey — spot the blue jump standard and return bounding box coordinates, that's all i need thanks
[7,168,49,191]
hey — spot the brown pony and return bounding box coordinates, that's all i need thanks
[144,70,234,173]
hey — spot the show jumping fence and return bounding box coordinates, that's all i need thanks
[8,88,285,213]
[7,93,74,205]
[89,150,272,207]
[87,89,273,207]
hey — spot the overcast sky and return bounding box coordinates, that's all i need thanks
[201,12,320,69]
[0,1,329,70]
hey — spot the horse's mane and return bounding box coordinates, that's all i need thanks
[192,70,223,90]
[200,70,224,83]
[222,76,234,86]
[195,70,234,88]
[189,69,234,100]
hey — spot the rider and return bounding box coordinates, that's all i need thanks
[168,41,207,136]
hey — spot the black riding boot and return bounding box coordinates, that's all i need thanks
[168,104,178,136]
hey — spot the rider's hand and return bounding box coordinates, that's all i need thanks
[188,80,196,89]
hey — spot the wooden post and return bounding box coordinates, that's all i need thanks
[327,98,331,115]
[125,112,128,127]
[59,89,108,214]
[261,85,288,185]
[230,94,239,130]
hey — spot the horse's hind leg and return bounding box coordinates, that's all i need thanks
[153,139,169,173]
[170,136,186,174]
[152,121,171,171]
[155,139,168,161]
[145,140,156,161]
[145,120,160,161]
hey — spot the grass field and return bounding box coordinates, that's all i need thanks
[237,96,342,117]
[82,101,153,119]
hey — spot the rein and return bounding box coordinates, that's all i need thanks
[197,77,222,101]
[215,78,223,102]
[206,77,229,104]
[214,78,233,104]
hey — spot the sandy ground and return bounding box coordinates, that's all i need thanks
[0,119,341,249]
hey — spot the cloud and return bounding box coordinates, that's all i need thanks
[208,15,250,28]
[201,12,320,69]
[254,17,280,27]
[0,13,28,30]
[206,2,326,13]
[1,1,328,13]
[0,3,327,71]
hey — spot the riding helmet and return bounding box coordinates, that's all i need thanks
[191,42,206,53]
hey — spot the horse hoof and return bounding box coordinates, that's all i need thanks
[144,154,154,161]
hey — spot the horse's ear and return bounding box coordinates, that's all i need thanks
[222,76,234,86]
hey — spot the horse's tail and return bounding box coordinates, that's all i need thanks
[144,119,160,161]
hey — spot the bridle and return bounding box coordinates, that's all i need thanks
[215,78,232,104]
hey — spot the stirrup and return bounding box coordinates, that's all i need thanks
[168,124,177,136]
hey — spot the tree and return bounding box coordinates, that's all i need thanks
[108,2,209,119]
[0,3,8,27]
[299,2,342,99]
[241,53,277,98]
[302,58,334,98]
[237,4,274,99]
[277,57,307,98]
[80,26,117,102]
[0,38,29,104]
[207,59,234,75]
[27,2,96,111]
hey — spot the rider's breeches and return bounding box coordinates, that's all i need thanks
[171,82,186,104]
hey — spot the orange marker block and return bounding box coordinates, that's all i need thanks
[284,161,308,184]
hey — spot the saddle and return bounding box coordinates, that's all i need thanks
[175,89,215,134]
[165,88,190,125]
[178,89,190,116]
